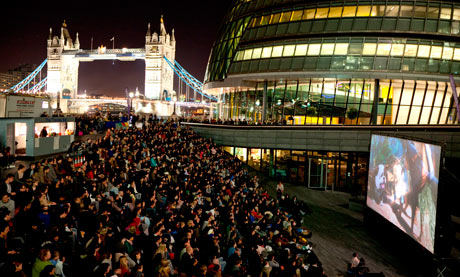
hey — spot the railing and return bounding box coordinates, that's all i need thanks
[65,48,146,55]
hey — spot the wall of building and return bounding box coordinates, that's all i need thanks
[182,123,460,158]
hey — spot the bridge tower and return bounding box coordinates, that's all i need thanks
[47,21,80,98]
[145,15,176,100]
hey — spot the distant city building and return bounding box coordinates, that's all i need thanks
[0,64,42,91]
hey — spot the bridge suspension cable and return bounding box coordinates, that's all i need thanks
[163,56,217,101]
[9,59,48,93]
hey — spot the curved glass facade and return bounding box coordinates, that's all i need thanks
[204,0,460,126]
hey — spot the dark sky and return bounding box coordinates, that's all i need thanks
[0,0,233,96]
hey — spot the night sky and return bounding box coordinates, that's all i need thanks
[0,0,233,96]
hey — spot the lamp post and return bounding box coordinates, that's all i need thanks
[172,96,177,116]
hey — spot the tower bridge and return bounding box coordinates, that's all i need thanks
[47,17,175,100]
[2,17,217,117]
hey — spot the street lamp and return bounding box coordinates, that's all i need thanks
[129,92,134,114]
[172,96,177,116]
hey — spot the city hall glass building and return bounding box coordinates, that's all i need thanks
[199,0,460,191]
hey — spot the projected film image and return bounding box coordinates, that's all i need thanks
[367,135,441,253]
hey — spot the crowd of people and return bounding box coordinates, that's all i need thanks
[0,119,327,277]
[183,118,290,126]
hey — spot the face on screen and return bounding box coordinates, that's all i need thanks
[367,135,441,254]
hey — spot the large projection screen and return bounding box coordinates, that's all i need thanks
[367,135,441,253]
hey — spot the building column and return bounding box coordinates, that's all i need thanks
[262,81,267,122]
[371,79,380,125]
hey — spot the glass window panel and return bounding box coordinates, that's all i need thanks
[252,48,262,59]
[307,44,321,56]
[377,43,391,56]
[442,47,454,60]
[335,43,349,55]
[400,5,414,17]
[235,51,243,61]
[418,45,431,58]
[385,5,399,16]
[321,43,335,55]
[253,16,262,27]
[303,9,316,20]
[262,47,273,58]
[427,7,439,19]
[272,46,284,57]
[295,44,308,56]
[280,11,292,23]
[283,45,295,56]
[430,46,443,59]
[315,8,329,19]
[291,10,303,21]
[440,8,451,19]
[270,13,281,24]
[404,44,418,57]
[342,6,356,17]
[261,15,271,25]
[391,44,405,56]
[454,48,460,61]
[371,5,385,16]
[413,6,426,18]
[328,7,343,18]
[454,9,460,20]
[243,49,253,60]
[349,43,363,55]
[363,43,377,55]
[357,6,371,17]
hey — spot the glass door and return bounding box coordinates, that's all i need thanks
[308,157,328,189]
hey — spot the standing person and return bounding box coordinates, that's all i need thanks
[350,252,360,269]
[40,127,48,138]
[276,181,284,199]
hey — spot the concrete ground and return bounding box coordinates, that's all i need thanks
[256,172,415,277]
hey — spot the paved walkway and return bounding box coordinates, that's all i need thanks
[255,171,411,277]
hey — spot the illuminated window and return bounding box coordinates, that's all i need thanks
[307,44,321,56]
[356,6,371,17]
[371,5,385,16]
[321,43,335,55]
[440,8,451,19]
[454,48,460,61]
[272,46,284,57]
[342,6,356,17]
[280,11,292,23]
[328,7,343,18]
[453,9,460,20]
[315,8,329,19]
[363,43,377,55]
[404,45,418,57]
[400,5,414,17]
[295,44,308,56]
[283,45,295,56]
[262,47,272,58]
[270,13,281,24]
[348,43,363,55]
[414,6,427,18]
[377,43,391,56]
[291,10,303,21]
[253,16,262,27]
[261,15,271,25]
[430,46,442,59]
[252,48,262,59]
[385,5,399,16]
[391,44,405,56]
[243,49,253,60]
[442,47,454,60]
[303,9,316,20]
[417,45,431,58]
[334,43,348,55]
[235,51,243,61]
[427,7,439,19]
